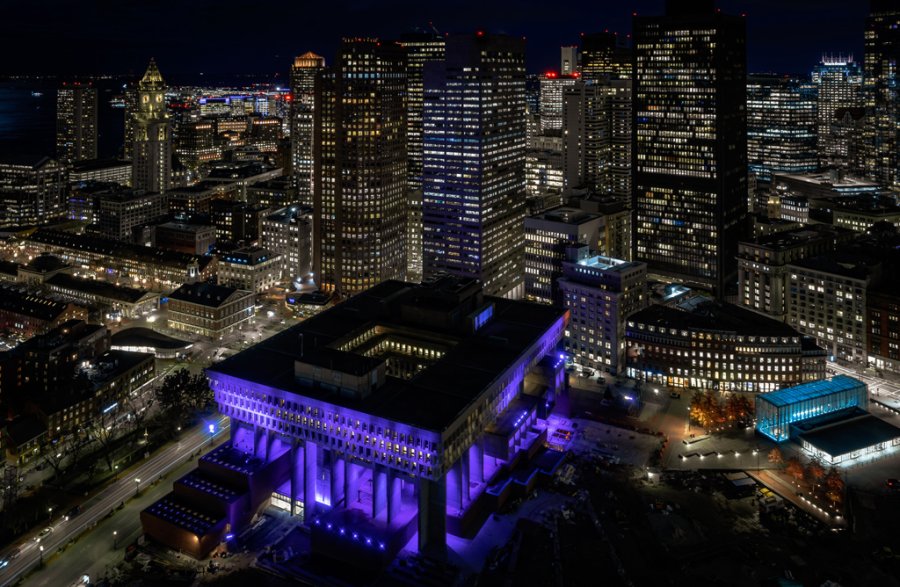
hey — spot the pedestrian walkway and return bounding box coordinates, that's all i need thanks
[746,469,844,527]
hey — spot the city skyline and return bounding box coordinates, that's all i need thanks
[0,0,869,77]
[0,0,898,585]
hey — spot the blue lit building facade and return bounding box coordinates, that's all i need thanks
[755,375,867,442]
[142,278,567,562]
[422,33,527,299]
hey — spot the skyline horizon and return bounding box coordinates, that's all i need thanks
[0,0,869,77]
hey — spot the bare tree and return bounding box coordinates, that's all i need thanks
[85,410,118,472]
[1,465,20,512]
[40,438,68,479]
[123,392,155,444]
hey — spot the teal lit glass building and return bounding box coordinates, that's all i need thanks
[755,375,868,442]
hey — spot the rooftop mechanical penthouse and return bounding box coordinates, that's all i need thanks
[143,278,567,563]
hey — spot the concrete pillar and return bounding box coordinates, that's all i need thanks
[344,459,361,507]
[455,460,464,513]
[253,425,264,458]
[289,441,302,517]
[470,440,484,483]
[304,440,317,519]
[417,477,446,559]
[263,428,273,462]
[461,449,470,505]
[387,472,402,525]
[330,454,345,508]
[372,467,387,519]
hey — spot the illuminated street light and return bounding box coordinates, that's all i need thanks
[134,478,141,497]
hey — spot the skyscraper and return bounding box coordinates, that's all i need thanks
[746,75,818,183]
[580,31,631,83]
[563,78,632,198]
[399,32,446,283]
[607,79,633,200]
[289,52,325,205]
[863,0,900,189]
[539,72,579,135]
[632,0,748,296]
[123,83,137,160]
[560,45,579,75]
[812,55,863,167]
[563,81,609,191]
[131,59,171,193]
[313,38,408,298]
[422,32,527,298]
[56,81,97,164]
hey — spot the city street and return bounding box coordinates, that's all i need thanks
[828,361,900,412]
[0,416,230,587]
[4,360,182,505]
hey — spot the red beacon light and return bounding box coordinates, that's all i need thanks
[476,30,485,37]
[545,71,558,79]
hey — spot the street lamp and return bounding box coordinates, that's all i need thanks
[134,478,141,497]
[208,423,216,446]
[113,530,118,549]
[48,506,53,522]
[39,545,44,567]
[114,464,119,481]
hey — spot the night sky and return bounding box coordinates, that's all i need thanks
[0,0,869,78]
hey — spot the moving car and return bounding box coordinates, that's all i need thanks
[35,527,52,541]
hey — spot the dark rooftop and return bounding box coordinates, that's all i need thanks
[286,291,332,306]
[71,158,130,173]
[34,350,154,415]
[797,409,900,458]
[111,327,191,350]
[3,414,46,446]
[0,260,17,277]
[24,253,68,273]
[206,162,275,181]
[15,319,106,352]
[743,224,853,250]
[143,495,223,536]
[168,282,250,308]
[209,279,565,432]
[528,206,599,226]
[629,301,799,338]
[790,252,880,280]
[46,273,156,304]
[27,229,214,272]
[0,286,77,321]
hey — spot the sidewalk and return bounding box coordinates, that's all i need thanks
[746,469,844,527]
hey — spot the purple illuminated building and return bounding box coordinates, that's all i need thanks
[142,277,567,563]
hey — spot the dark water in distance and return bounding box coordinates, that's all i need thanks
[0,79,126,164]
[0,73,280,165]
